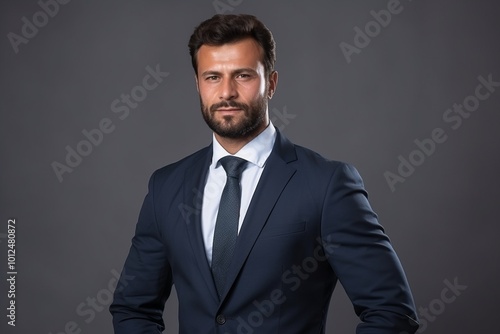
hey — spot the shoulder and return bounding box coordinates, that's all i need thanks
[287,141,366,194]
[275,130,363,182]
[292,143,356,176]
[275,131,347,171]
[150,145,211,183]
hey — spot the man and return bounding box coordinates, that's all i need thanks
[110,14,419,333]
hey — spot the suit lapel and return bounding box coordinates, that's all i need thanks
[221,131,298,301]
[182,145,220,303]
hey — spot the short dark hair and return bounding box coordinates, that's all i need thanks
[188,14,276,76]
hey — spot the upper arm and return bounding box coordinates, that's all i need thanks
[321,163,419,333]
[110,171,173,333]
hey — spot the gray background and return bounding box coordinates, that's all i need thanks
[1,0,499,333]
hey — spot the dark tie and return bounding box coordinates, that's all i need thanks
[211,156,248,299]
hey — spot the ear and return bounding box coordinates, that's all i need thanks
[194,74,200,92]
[267,70,278,99]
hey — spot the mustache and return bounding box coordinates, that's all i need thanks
[209,101,248,113]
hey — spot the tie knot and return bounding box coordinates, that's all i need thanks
[219,156,247,179]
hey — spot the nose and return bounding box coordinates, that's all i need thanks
[219,78,237,100]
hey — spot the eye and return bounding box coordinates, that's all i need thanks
[236,73,252,79]
[206,75,219,81]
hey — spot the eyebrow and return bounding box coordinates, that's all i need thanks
[200,68,258,77]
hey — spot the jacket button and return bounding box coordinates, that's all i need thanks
[216,314,226,325]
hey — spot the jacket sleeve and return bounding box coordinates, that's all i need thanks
[321,163,419,333]
[110,170,173,333]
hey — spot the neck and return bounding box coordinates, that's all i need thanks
[215,122,268,154]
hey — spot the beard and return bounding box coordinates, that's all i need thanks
[200,95,268,139]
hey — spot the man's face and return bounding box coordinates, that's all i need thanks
[195,37,277,140]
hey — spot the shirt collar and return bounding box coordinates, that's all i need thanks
[211,122,277,168]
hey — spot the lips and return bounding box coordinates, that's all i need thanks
[210,101,247,113]
[216,108,241,111]
[215,108,243,116]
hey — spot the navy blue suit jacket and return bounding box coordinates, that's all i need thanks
[110,130,419,333]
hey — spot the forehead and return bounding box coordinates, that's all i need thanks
[196,38,264,73]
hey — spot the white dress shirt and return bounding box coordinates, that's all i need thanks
[202,122,277,264]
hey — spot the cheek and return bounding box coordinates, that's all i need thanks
[240,81,266,100]
[198,86,217,102]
